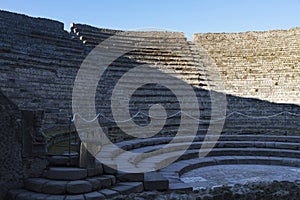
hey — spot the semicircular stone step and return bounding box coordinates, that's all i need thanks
[48,155,79,167]
[7,188,106,200]
[66,180,93,194]
[25,174,118,195]
[25,178,94,195]
[44,167,88,180]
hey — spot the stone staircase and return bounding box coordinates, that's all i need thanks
[70,23,206,137]
[7,153,153,200]
[8,134,300,199]
[14,133,300,197]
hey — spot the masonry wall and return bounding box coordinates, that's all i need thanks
[0,10,299,142]
[73,24,300,135]
[193,29,300,134]
[193,28,300,105]
[1,9,300,198]
[71,23,208,139]
[0,90,23,200]
[0,10,87,133]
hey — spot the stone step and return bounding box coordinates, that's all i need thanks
[47,155,79,167]
[144,172,169,191]
[110,137,300,168]
[110,182,143,195]
[72,24,186,39]
[87,174,117,189]
[44,162,103,180]
[110,135,300,157]
[114,135,300,152]
[43,167,88,180]
[98,189,120,199]
[131,141,300,159]
[24,178,92,194]
[159,156,300,186]
[169,183,193,192]
[15,181,142,199]
[66,180,93,194]
[7,188,106,200]
[24,174,117,195]
[79,34,189,46]
[137,147,300,170]
[115,171,169,191]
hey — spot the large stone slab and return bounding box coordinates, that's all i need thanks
[86,177,102,190]
[111,182,143,195]
[98,189,120,198]
[44,167,87,180]
[84,191,105,200]
[42,180,67,194]
[102,175,116,185]
[95,175,116,188]
[67,180,92,194]
[15,190,48,200]
[144,172,169,191]
[24,178,48,193]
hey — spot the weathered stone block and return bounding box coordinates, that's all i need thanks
[44,167,87,180]
[98,189,119,198]
[112,182,143,195]
[42,180,67,194]
[84,191,105,200]
[144,172,169,191]
[24,178,48,193]
[66,180,92,194]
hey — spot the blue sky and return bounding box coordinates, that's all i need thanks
[1,0,300,39]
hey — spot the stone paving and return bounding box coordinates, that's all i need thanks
[180,164,300,190]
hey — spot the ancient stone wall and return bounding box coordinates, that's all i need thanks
[71,23,207,138]
[194,29,300,134]
[0,10,87,133]
[193,28,300,105]
[0,10,299,140]
[73,24,300,135]
[1,9,300,199]
[0,90,23,200]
